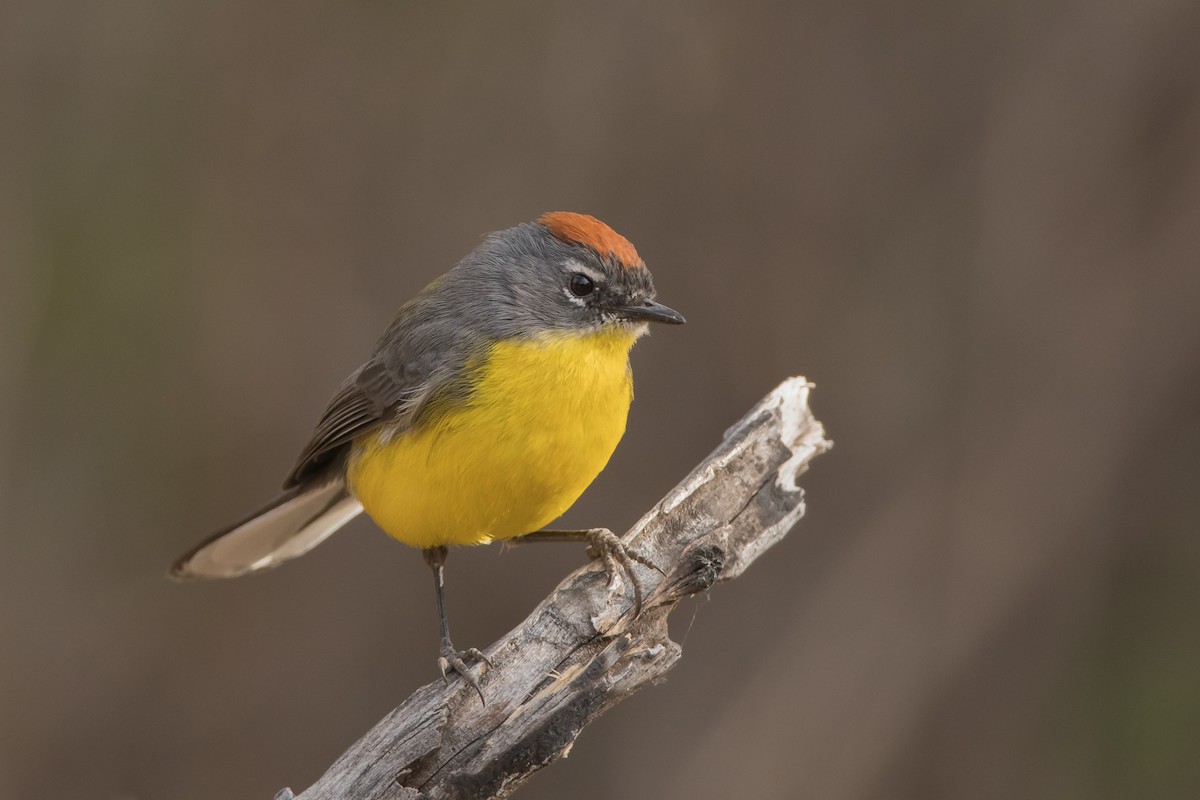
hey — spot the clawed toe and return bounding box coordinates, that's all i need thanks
[438,641,491,703]
[585,527,649,616]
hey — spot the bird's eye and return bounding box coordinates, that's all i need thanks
[569,273,596,297]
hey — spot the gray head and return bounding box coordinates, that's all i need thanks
[436,211,685,340]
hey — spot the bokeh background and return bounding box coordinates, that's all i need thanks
[3,1,1199,798]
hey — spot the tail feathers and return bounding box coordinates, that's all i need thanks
[170,478,363,580]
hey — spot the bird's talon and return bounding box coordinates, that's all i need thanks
[585,528,646,616]
[438,642,489,703]
[463,647,493,668]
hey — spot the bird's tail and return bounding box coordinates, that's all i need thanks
[170,478,362,580]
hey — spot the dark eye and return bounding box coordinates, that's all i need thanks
[569,273,596,297]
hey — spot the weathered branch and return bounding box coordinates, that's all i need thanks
[277,377,831,800]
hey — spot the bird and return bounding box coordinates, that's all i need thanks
[171,211,685,699]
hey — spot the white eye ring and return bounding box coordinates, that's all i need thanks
[568,273,596,297]
[562,286,588,307]
[561,261,604,306]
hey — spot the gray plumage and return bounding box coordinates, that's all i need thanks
[171,218,677,580]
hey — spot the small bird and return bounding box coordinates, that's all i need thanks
[171,212,684,698]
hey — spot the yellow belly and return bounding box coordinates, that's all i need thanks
[346,329,637,549]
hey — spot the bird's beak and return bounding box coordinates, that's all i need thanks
[615,299,686,325]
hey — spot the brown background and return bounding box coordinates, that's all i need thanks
[3,2,1199,798]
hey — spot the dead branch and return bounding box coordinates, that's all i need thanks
[276,376,831,800]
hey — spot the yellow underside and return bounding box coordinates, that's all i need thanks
[346,329,637,549]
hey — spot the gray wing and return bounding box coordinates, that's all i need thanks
[283,298,477,489]
[283,360,404,487]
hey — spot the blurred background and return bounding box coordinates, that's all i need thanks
[2,1,1199,798]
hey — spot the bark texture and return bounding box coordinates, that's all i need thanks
[278,376,831,800]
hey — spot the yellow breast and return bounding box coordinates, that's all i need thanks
[346,329,638,549]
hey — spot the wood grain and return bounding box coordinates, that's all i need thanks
[277,377,831,800]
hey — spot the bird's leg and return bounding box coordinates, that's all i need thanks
[516,528,660,616]
[422,546,490,703]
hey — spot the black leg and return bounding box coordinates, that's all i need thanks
[422,546,490,703]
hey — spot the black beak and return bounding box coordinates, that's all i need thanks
[615,299,686,325]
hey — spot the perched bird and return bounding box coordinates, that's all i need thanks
[171,212,684,698]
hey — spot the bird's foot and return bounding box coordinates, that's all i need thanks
[438,639,491,704]
[584,527,657,617]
